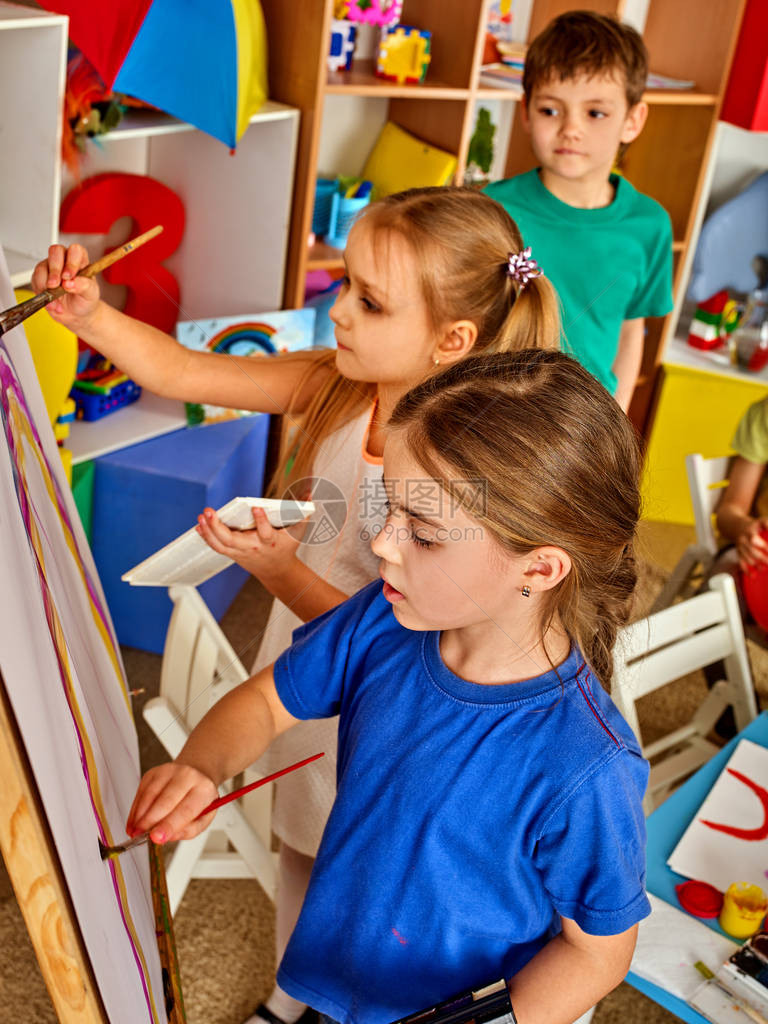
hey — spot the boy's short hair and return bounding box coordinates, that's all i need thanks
[523,10,648,108]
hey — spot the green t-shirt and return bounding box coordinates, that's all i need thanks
[485,169,674,394]
[733,397,768,518]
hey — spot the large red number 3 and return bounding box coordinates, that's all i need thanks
[60,173,185,335]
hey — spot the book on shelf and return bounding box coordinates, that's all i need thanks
[496,40,526,69]
[477,63,694,93]
[646,71,695,89]
[478,62,523,92]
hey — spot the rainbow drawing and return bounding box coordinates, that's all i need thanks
[205,321,278,356]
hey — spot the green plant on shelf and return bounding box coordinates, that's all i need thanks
[465,107,496,186]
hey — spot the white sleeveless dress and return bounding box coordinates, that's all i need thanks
[251,403,384,855]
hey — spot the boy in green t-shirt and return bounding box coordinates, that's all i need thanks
[485,11,673,410]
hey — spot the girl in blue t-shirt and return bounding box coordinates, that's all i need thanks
[128,349,650,1024]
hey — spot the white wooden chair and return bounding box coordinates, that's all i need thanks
[142,583,276,913]
[650,453,731,613]
[613,572,758,815]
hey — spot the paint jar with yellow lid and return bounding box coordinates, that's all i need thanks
[719,882,768,938]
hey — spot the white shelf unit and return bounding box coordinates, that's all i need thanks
[0,1,301,463]
[60,99,300,461]
[58,100,300,321]
[67,391,189,467]
[665,334,768,383]
[0,3,67,283]
[1,2,300,316]
[663,119,768,371]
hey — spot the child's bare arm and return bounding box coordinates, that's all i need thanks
[611,317,645,413]
[126,664,299,842]
[506,917,637,1024]
[716,456,768,567]
[31,244,332,414]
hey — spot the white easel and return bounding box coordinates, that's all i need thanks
[142,583,276,914]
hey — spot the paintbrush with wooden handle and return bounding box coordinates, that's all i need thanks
[0,224,163,337]
[99,750,324,860]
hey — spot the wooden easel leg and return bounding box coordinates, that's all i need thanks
[0,675,107,1023]
[149,840,187,1023]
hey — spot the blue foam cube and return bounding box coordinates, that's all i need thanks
[92,415,270,653]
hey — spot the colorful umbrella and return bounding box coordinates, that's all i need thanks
[38,0,268,149]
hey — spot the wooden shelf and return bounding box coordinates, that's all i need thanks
[308,240,345,270]
[326,59,468,99]
[260,0,748,440]
[474,85,523,101]
[471,87,718,107]
[643,89,719,106]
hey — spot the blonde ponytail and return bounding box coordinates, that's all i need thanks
[489,271,561,355]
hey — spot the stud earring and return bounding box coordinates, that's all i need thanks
[521,586,531,598]
[433,357,440,367]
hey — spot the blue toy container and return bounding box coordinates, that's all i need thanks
[312,177,338,236]
[326,191,371,249]
[71,380,142,421]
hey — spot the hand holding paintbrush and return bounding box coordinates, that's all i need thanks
[101,751,324,860]
[0,225,163,337]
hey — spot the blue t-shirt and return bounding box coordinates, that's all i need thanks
[485,169,674,394]
[274,581,650,1024]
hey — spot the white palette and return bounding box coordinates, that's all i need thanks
[122,496,314,587]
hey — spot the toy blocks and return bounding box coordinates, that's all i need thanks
[328,18,357,72]
[688,290,740,351]
[376,25,431,85]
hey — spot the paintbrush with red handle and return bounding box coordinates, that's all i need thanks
[99,750,324,860]
[0,224,164,337]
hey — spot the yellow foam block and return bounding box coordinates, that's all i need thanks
[642,363,768,524]
[15,288,78,426]
[361,121,457,198]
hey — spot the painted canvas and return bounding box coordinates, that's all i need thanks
[0,246,168,1022]
[176,308,317,425]
[667,739,768,892]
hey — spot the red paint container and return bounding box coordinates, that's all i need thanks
[676,880,724,918]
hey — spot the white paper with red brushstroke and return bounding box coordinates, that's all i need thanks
[668,739,768,893]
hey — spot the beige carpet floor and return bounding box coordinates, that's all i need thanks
[4,519,768,1023]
